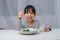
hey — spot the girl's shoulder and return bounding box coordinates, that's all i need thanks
[34,19,40,22]
[34,19,45,25]
[34,19,40,24]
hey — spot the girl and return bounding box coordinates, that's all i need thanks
[17,5,51,32]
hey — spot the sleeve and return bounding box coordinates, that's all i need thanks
[40,22,46,32]
[16,19,23,30]
[39,21,50,32]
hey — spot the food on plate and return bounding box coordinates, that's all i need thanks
[23,29,30,32]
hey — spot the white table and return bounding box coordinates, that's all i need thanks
[0,29,60,40]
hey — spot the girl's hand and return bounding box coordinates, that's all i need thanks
[17,11,24,19]
[43,26,51,32]
[44,27,49,32]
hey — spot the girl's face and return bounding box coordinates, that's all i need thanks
[24,9,35,22]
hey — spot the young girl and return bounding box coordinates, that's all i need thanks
[17,5,51,32]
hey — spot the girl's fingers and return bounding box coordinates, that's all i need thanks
[17,11,24,19]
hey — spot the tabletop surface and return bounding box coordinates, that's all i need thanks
[0,29,60,40]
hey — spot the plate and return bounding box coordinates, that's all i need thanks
[20,28,38,35]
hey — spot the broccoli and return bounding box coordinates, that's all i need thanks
[23,29,30,32]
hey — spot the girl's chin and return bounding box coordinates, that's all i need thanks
[27,19,33,22]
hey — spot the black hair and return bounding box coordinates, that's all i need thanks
[24,5,36,15]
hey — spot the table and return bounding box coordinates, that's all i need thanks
[0,29,60,40]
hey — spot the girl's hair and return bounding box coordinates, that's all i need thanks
[24,5,36,15]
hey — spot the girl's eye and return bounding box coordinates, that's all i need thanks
[26,12,34,15]
[29,13,33,14]
[31,13,33,14]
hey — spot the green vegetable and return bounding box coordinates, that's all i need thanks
[23,30,25,31]
[23,29,30,32]
[27,29,29,32]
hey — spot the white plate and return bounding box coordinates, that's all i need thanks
[20,28,38,35]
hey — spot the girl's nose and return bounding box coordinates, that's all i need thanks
[28,13,31,16]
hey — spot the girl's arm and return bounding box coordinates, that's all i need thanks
[17,19,23,31]
[17,11,24,31]
[39,21,51,32]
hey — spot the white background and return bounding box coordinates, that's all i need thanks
[0,0,60,29]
